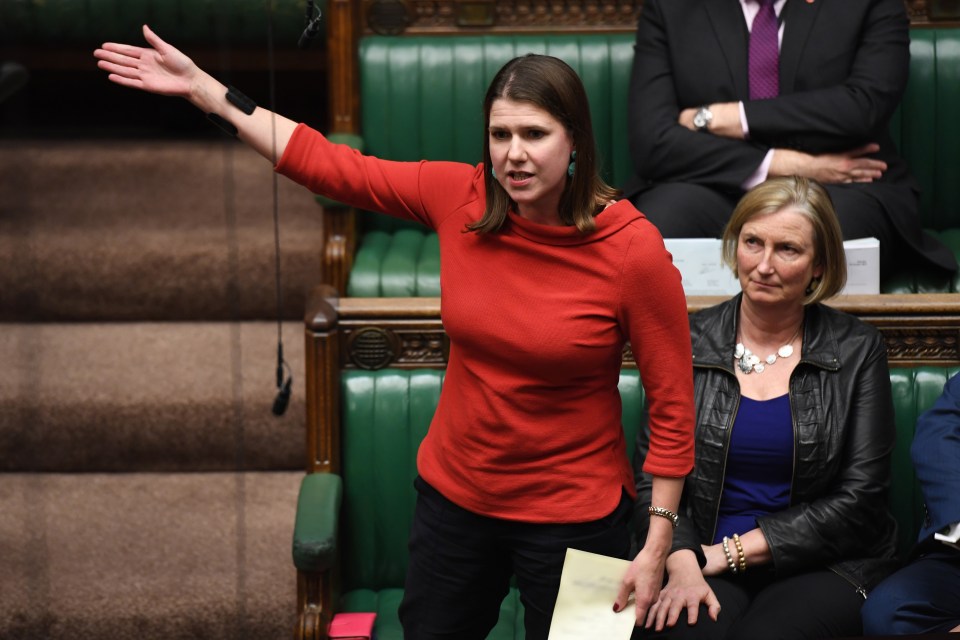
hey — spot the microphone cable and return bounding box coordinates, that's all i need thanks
[299,1,323,49]
[266,1,293,417]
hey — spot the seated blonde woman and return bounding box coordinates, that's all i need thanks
[633,176,899,639]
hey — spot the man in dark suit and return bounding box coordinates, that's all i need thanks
[625,0,957,278]
[861,372,960,635]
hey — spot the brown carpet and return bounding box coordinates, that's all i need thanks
[0,139,324,321]
[0,135,326,638]
[0,471,300,640]
[0,320,306,472]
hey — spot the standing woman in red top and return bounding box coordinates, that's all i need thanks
[94,27,695,639]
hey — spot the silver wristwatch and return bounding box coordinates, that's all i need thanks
[693,105,713,132]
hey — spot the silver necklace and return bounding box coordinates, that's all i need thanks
[735,326,801,374]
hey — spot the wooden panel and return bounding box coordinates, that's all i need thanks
[306,292,960,370]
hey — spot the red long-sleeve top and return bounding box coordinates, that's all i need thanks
[277,124,694,523]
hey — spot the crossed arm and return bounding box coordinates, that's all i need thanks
[632,0,908,189]
[677,103,887,185]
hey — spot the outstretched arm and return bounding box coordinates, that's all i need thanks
[94,25,297,163]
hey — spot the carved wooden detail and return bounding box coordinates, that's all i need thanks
[359,0,952,35]
[908,0,931,20]
[875,326,960,364]
[311,293,960,371]
[344,327,448,368]
[328,296,960,369]
[296,570,334,640]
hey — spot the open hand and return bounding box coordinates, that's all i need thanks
[94,25,197,98]
[645,550,721,632]
[615,546,666,628]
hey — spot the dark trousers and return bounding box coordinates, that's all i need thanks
[630,182,901,280]
[631,569,865,640]
[861,548,960,635]
[398,476,632,640]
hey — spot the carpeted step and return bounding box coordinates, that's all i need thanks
[0,320,306,472]
[0,470,301,640]
[0,139,324,322]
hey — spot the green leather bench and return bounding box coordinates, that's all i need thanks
[341,29,960,296]
[293,364,958,640]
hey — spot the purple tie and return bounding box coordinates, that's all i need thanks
[749,0,779,100]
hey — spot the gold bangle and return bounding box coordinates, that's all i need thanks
[648,505,679,528]
[722,536,738,573]
[733,533,746,573]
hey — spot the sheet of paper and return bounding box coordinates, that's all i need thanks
[547,548,637,640]
[662,238,741,296]
[840,237,880,295]
[935,521,960,550]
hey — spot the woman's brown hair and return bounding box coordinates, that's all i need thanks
[467,54,619,234]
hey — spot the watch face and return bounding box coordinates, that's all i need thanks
[694,108,711,130]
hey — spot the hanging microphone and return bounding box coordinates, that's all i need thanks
[272,376,293,416]
[272,342,293,416]
[298,1,323,49]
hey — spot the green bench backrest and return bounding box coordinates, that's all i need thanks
[349,34,635,296]
[356,34,635,238]
[888,365,960,551]
[356,28,960,234]
[346,229,441,297]
[338,365,954,591]
[352,29,960,295]
[359,34,635,187]
[890,28,960,232]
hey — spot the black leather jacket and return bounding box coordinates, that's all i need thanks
[634,295,899,593]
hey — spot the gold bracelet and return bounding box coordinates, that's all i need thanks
[722,536,738,573]
[733,533,746,573]
[648,506,679,528]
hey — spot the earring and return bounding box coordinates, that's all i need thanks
[567,150,576,177]
[806,277,821,295]
[491,167,497,179]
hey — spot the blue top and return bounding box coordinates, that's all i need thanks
[713,394,793,544]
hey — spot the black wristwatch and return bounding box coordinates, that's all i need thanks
[693,105,713,132]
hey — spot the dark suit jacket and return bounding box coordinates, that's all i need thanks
[912,373,960,544]
[625,0,956,271]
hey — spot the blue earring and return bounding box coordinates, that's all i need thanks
[491,167,497,179]
[567,150,577,177]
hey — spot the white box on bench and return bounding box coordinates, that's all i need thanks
[664,237,879,296]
